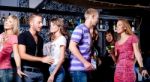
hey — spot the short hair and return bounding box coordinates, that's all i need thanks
[84,8,98,19]
[29,13,42,24]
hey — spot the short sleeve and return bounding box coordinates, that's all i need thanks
[43,42,51,56]
[71,26,83,43]
[12,35,18,44]
[0,34,3,42]
[18,33,26,45]
[132,35,139,43]
[58,36,66,46]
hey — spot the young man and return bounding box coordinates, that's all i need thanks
[18,13,53,82]
[69,8,99,82]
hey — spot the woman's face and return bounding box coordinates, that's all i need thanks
[50,22,59,33]
[106,33,113,42]
[4,17,14,30]
[116,21,125,34]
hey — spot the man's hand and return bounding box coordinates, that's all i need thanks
[41,56,54,64]
[83,61,94,71]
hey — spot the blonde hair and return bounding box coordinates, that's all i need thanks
[5,15,19,35]
[118,18,133,35]
[29,13,41,25]
[84,8,98,19]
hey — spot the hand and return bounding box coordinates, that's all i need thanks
[97,58,102,66]
[141,69,149,78]
[107,49,114,55]
[83,61,94,71]
[17,68,28,78]
[47,75,54,82]
[41,56,54,64]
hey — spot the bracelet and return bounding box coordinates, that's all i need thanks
[17,67,21,70]
[139,67,146,73]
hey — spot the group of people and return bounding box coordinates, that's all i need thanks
[0,8,149,82]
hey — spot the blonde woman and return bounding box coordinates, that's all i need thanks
[0,15,25,82]
[113,18,148,82]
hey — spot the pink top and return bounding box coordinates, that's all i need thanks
[0,34,17,69]
[114,34,138,82]
[115,34,138,62]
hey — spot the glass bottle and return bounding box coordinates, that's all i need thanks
[1,14,5,25]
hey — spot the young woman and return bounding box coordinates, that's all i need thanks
[0,15,25,82]
[113,18,148,82]
[105,30,116,63]
[46,18,67,82]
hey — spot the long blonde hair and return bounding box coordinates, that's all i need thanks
[118,18,133,35]
[4,15,19,35]
[0,15,19,44]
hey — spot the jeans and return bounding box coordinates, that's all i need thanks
[70,71,88,82]
[22,67,44,82]
[13,68,22,82]
[49,65,65,82]
[135,66,143,81]
[0,69,14,82]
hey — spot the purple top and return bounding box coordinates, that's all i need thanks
[70,24,92,71]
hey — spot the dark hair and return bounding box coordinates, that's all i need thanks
[105,29,115,46]
[105,29,114,37]
[91,27,98,41]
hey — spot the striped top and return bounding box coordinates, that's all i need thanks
[69,24,92,71]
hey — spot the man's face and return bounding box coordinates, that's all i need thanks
[91,12,99,26]
[30,16,43,32]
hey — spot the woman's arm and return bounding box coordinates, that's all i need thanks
[13,44,21,69]
[110,51,117,63]
[51,45,65,76]
[48,45,65,82]
[133,42,143,67]
[108,46,117,64]
[133,42,148,76]
[13,44,27,77]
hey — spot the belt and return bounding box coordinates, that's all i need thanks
[23,67,41,72]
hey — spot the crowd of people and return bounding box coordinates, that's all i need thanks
[0,8,149,82]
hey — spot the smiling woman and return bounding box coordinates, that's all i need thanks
[113,18,149,82]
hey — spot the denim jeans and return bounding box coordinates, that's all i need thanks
[135,66,143,81]
[0,69,14,82]
[70,71,88,82]
[22,69,44,82]
[49,65,65,82]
